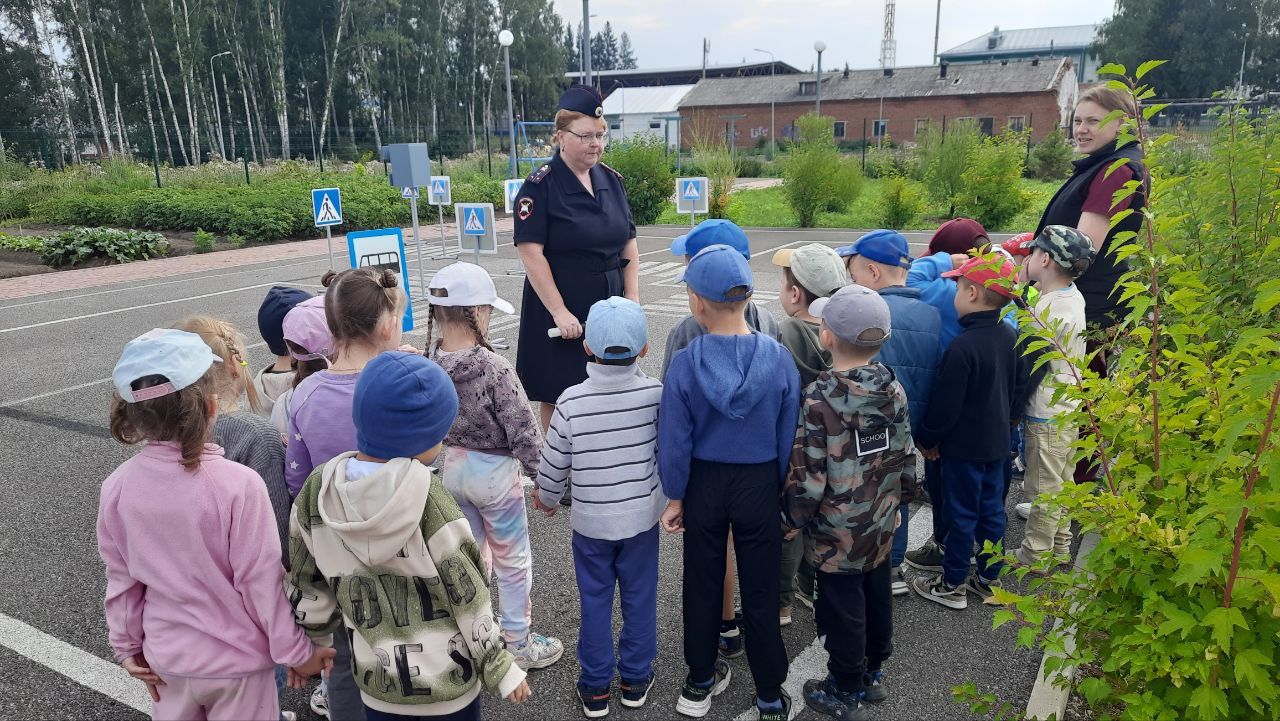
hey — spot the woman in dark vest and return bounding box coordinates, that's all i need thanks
[1034,86,1146,482]
[1035,86,1146,330]
[512,84,639,432]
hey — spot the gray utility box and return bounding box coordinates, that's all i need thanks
[380,143,432,189]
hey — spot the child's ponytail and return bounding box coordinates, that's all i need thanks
[321,267,404,351]
[175,316,261,413]
[110,373,216,470]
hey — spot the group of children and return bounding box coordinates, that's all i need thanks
[96,214,1096,721]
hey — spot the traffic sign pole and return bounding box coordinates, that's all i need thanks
[325,226,334,270]
[410,196,425,297]
[437,205,448,258]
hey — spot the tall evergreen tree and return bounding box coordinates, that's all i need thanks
[618,31,637,70]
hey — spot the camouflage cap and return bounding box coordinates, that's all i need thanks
[1031,225,1096,277]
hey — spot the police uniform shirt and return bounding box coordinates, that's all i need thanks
[512,152,636,260]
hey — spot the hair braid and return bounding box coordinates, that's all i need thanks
[463,306,494,353]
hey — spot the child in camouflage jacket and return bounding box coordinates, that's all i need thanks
[783,285,917,721]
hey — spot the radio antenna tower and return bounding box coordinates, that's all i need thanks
[880,0,896,69]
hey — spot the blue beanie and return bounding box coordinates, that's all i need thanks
[257,286,313,357]
[352,352,459,460]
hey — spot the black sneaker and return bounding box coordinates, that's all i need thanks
[803,677,868,721]
[904,539,945,572]
[675,659,731,718]
[718,627,744,659]
[862,670,887,703]
[755,688,796,721]
[912,574,968,610]
[890,566,909,596]
[577,683,610,718]
[620,673,655,709]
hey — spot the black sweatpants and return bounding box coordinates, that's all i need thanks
[815,562,894,694]
[682,458,787,702]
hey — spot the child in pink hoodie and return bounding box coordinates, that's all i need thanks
[98,329,333,721]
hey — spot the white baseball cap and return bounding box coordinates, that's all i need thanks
[427,262,515,314]
[112,329,222,403]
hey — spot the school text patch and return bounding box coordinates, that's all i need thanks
[854,426,889,457]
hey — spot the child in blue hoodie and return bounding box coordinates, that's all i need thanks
[658,245,801,721]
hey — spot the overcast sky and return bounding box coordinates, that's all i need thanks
[551,0,1117,72]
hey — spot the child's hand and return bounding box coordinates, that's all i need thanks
[921,447,940,461]
[782,525,799,541]
[289,645,337,685]
[950,253,970,268]
[894,511,903,531]
[121,653,165,702]
[531,492,557,517]
[398,343,422,355]
[660,500,684,534]
[506,679,532,703]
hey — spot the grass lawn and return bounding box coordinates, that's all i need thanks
[656,177,1058,234]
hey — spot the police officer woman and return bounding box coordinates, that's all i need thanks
[513,84,640,431]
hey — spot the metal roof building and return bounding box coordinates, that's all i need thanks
[565,60,800,93]
[601,85,695,149]
[939,24,1101,82]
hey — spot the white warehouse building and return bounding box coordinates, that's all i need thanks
[602,85,695,149]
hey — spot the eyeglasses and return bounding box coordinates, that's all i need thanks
[562,129,609,146]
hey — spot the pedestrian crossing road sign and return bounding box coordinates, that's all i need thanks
[311,187,343,227]
[454,203,498,255]
[503,179,524,214]
[401,186,419,200]
[428,176,452,206]
[675,177,709,214]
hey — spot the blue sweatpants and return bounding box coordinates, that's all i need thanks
[572,525,659,689]
[941,459,1006,586]
[890,504,910,568]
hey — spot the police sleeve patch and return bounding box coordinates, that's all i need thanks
[854,426,890,457]
[517,197,534,221]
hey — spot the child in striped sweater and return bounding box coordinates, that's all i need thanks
[533,296,665,719]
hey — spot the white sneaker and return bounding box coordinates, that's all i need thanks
[890,566,909,596]
[281,712,297,721]
[1016,502,1032,520]
[511,632,565,669]
[309,684,329,718]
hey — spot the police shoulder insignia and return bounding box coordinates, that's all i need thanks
[599,162,624,181]
[527,163,552,184]
[517,196,534,221]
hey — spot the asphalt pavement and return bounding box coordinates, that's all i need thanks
[0,225,1040,721]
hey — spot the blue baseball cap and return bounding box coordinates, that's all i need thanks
[113,329,223,403]
[586,296,649,359]
[670,219,751,259]
[835,229,913,269]
[353,352,459,460]
[678,244,754,302]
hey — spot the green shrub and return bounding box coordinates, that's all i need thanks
[41,227,170,268]
[193,228,215,253]
[782,114,864,227]
[919,119,982,216]
[602,136,676,225]
[955,133,1031,230]
[228,233,247,248]
[690,137,737,220]
[735,156,764,178]
[0,232,45,252]
[0,187,31,220]
[1027,129,1075,181]
[877,176,926,229]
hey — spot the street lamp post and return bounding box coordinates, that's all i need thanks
[582,1,593,86]
[814,40,826,116]
[754,48,776,158]
[209,51,232,159]
[499,30,517,179]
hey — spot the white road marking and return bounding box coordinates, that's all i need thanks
[0,283,283,334]
[0,612,150,714]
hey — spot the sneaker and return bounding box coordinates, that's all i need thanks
[309,685,329,718]
[779,607,793,627]
[676,659,731,718]
[577,683,611,718]
[890,566,909,596]
[803,676,868,721]
[511,632,564,670]
[797,592,815,611]
[755,688,797,721]
[1016,502,1032,520]
[620,674,655,709]
[281,713,298,721]
[965,572,998,600]
[904,539,945,572]
[912,574,968,610]
[718,627,744,659]
[863,670,887,703]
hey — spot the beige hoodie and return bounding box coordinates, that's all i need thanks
[286,452,525,716]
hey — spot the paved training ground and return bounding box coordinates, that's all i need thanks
[0,225,1041,720]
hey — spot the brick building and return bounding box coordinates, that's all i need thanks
[677,58,1079,150]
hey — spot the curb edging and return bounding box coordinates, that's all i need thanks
[1024,531,1100,720]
